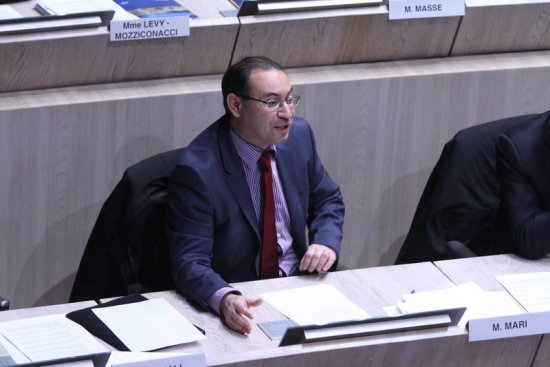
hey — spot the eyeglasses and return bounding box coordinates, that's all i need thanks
[237,93,301,111]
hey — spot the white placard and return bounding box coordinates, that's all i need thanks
[468,311,550,342]
[389,0,465,20]
[110,16,189,42]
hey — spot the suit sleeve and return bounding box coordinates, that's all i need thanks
[304,123,345,256]
[496,134,550,259]
[166,161,230,310]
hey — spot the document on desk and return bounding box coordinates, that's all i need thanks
[35,0,137,20]
[496,272,550,313]
[396,282,523,326]
[0,5,23,20]
[91,298,205,352]
[260,284,369,326]
[0,314,108,364]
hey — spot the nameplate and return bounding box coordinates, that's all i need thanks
[109,16,189,42]
[388,0,464,20]
[468,311,550,342]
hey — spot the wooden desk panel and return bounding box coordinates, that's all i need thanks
[234,7,460,68]
[0,18,239,93]
[452,0,550,56]
[532,333,550,367]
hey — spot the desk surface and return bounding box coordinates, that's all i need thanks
[127,262,537,367]
[434,254,550,291]
[434,254,550,367]
[0,260,545,366]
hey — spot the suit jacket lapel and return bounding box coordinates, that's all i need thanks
[217,120,260,238]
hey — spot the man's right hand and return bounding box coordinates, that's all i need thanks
[220,293,263,335]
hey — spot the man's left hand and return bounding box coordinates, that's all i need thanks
[299,244,336,273]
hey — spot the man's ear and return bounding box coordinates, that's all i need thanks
[227,93,242,118]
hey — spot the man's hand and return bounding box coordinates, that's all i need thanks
[220,293,263,335]
[299,244,336,273]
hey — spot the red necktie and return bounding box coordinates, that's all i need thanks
[259,150,279,279]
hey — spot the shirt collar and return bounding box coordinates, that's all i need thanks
[230,129,277,167]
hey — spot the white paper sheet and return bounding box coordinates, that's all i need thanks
[397,282,524,326]
[0,5,23,20]
[496,272,550,313]
[0,314,107,362]
[260,284,369,326]
[35,0,137,20]
[92,298,205,352]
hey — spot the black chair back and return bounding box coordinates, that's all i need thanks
[395,114,537,264]
[70,148,184,302]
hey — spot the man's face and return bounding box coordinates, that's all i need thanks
[231,68,294,149]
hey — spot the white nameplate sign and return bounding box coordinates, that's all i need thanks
[110,16,189,42]
[468,311,550,342]
[389,0,464,20]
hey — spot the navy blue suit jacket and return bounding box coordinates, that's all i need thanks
[497,110,550,259]
[166,115,345,309]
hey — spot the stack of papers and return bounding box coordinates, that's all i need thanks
[395,282,524,326]
[0,314,108,365]
[35,0,138,20]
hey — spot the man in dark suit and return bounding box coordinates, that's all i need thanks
[166,56,345,334]
[496,110,550,260]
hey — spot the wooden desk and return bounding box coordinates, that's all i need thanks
[0,261,543,366]
[134,263,536,366]
[234,6,459,68]
[434,254,550,367]
[2,0,239,93]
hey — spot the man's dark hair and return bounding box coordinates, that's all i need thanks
[221,56,284,115]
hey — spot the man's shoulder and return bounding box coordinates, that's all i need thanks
[179,116,228,165]
[291,116,311,130]
[286,116,313,142]
[501,110,550,141]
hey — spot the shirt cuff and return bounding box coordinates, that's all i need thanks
[207,287,239,315]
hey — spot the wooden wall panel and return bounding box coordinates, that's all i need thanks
[234,7,460,68]
[452,1,550,55]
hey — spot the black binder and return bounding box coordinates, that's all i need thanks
[66,293,148,351]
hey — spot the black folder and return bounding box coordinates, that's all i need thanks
[66,293,148,351]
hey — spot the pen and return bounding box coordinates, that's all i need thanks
[194,324,206,335]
